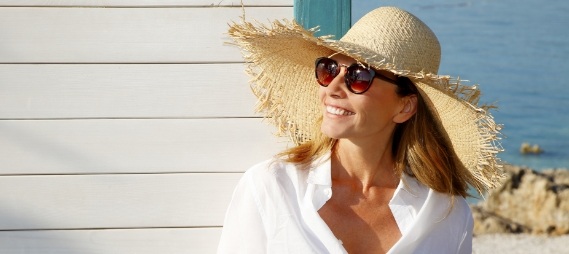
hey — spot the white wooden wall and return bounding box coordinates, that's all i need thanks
[0,1,292,253]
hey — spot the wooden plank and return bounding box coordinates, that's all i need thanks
[0,64,258,119]
[0,119,289,174]
[0,7,292,63]
[0,173,240,230]
[0,0,291,6]
[0,228,221,254]
[294,0,351,38]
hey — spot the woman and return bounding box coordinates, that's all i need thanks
[219,6,503,253]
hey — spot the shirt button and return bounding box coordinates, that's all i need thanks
[324,188,332,197]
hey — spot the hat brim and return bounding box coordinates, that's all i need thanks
[228,19,503,190]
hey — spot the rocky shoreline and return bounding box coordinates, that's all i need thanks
[471,164,569,235]
[470,165,569,253]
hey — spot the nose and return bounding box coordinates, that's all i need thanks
[324,66,348,97]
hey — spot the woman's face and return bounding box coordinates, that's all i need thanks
[318,54,414,142]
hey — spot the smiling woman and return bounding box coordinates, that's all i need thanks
[220,6,503,254]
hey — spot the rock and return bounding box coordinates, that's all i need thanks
[520,142,543,154]
[471,165,569,236]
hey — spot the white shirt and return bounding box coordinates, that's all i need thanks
[218,155,473,253]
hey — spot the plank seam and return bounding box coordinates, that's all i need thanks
[0,62,247,65]
[0,5,292,8]
[0,117,263,121]
[0,226,223,232]
[0,172,244,177]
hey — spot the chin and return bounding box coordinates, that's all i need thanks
[320,123,349,140]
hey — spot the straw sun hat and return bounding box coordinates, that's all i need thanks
[228,7,503,190]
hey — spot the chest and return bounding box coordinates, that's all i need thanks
[318,188,401,254]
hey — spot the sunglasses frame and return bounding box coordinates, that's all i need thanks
[314,57,396,94]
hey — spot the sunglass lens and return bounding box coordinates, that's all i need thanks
[315,58,338,86]
[346,65,373,94]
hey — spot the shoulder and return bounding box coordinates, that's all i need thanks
[243,158,279,178]
[451,195,473,220]
[243,158,298,182]
[237,158,310,216]
[241,157,308,195]
[402,174,472,221]
[402,185,473,252]
[450,195,474,234]
[424,185,472,227]
[399,174,472,236]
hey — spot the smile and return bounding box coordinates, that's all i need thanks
[326,105,355,116]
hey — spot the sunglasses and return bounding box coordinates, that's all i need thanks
[314,57,396,94]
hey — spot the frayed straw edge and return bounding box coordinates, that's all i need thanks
[228,19,325,143]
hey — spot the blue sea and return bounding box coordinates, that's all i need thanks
[353,0,569,170]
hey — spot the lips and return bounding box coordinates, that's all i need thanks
[326,105,355,116]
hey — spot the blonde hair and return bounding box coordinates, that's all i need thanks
[278,77,477,197]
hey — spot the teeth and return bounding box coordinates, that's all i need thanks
[326,105,355,116]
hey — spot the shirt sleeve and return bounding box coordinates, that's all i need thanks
[217,171,267,254]
[457,209,474,254]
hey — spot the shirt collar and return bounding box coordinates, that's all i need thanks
[305,152,428,204]
[304,152,429,236]
[307,152,421,186]
[307,152,332,186]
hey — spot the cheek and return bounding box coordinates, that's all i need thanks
[318,87,326,103]
[318,85,326,96]
[361,96,399,124]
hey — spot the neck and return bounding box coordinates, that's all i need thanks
[332,137,400,192]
